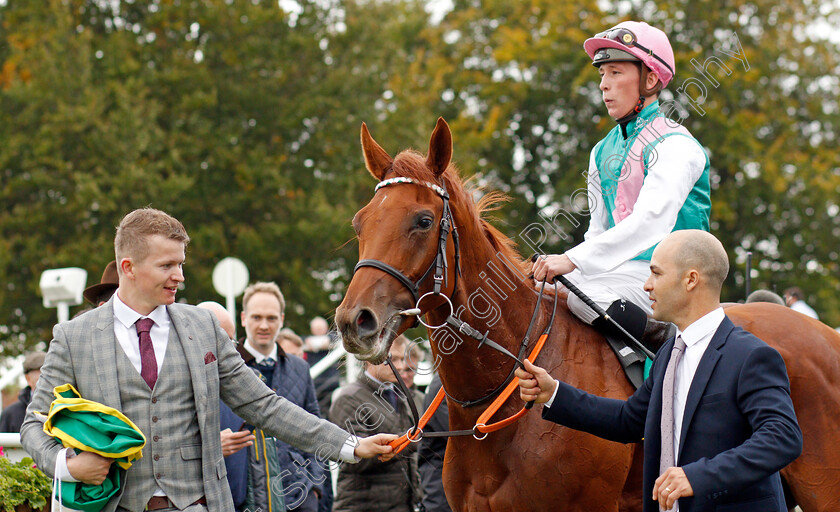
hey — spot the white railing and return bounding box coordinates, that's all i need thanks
[0,432,26,462]
[309,345,350,380]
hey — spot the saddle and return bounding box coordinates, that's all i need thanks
[598,313,675,389]
[603,333,649,389]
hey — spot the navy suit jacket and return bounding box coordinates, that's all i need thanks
[543,316,802,512]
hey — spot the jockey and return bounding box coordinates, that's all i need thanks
[533,21,711,351]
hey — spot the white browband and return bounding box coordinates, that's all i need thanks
[375,177,449,199]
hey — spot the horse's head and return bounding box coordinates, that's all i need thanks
[336,118,456,363]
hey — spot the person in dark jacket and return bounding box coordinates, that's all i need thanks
[199,301,254,511]
[0,351,45,433]
[330,335,422,512]
[215,283,328,512]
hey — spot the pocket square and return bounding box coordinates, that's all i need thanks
[204,352,217,364]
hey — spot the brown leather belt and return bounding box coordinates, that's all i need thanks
[145,496,207,511]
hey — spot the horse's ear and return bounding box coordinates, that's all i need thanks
[426,117,452,178]
[360,122,393,181]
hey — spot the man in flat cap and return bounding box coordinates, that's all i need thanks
[0,351,46,433]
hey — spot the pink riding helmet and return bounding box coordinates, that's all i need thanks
[583,21,676,87]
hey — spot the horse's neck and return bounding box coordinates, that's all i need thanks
[428,221,547,411]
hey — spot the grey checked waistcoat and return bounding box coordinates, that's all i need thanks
[115,327,204,512]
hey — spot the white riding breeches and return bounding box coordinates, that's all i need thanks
[561,259,653,325]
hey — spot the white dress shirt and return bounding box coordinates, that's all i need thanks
[243,338,278,364]
[112,294,170,376]
[667,307,724,512]
[566,135,708,276]
[671,307,725,466]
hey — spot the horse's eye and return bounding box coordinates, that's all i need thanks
[417,217,434,230]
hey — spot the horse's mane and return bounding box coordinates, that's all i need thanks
[390,150,529,276]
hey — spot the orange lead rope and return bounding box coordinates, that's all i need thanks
[389,386,446,453]
[388,330,550,454]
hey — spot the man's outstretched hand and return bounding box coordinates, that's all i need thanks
[516,359,558,405]
[354,433,398,461]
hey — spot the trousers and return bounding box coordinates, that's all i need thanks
[562,259,653,324]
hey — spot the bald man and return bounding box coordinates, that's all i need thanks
[517,230,801,512]
[197,301,236,339]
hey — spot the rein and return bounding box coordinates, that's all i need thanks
[387,281,558,454]
[350,176,559,453]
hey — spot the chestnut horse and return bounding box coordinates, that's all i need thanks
[335,118,840,511]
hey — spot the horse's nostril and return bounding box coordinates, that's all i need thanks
[355,309,378,337]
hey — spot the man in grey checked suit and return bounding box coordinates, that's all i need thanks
[22,207,396,512]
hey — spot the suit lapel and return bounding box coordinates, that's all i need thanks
[169,306,209,431]
[677,316,734,457]
[93,302,122,410]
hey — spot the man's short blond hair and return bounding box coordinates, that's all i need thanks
[392,334,408,351]
[242,281,286,314]
[115,208,189,265]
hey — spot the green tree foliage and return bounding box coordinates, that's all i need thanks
[1,0,838,354]
[0,0,434,349]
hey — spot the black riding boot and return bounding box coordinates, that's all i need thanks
[641,317,677,353]
[593,299,674,355]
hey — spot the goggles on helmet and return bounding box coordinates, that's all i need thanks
[593,27,674,75]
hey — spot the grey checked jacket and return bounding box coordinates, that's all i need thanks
[21,300,352,512]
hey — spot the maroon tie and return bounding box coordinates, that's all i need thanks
[135,318,158,389]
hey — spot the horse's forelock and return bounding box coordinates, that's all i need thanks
[390,150,436,181]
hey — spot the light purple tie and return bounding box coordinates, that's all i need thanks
[135,317,158,389]
[660,334,686,482]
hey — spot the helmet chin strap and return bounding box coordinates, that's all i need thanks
[615,95,646,126]
[633,94,646,113]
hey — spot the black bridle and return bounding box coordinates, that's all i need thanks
[353,177,461,321]
[351,177,556,411]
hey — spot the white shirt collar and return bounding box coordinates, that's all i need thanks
[113,291,169,330]
[675,307,725,348]
[244,338,278,364]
